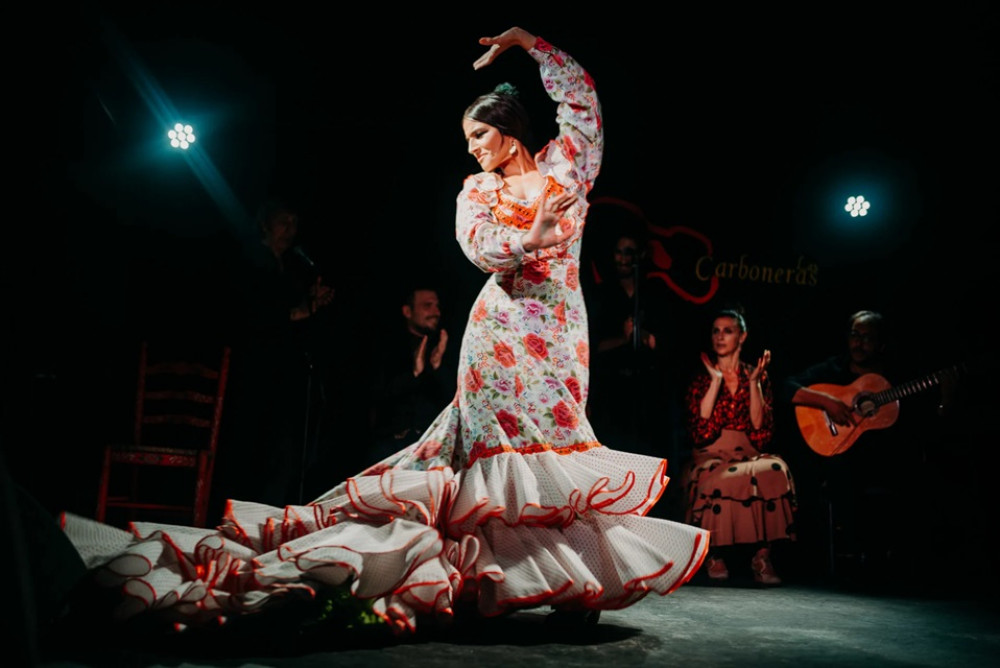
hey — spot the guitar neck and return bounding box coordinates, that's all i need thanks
[869,364,961,409]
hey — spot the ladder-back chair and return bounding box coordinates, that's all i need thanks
[95,340,231,528]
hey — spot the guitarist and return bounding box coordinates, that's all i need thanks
[781,310,893,585]
[781,309,950,587]
[787,310,890,430]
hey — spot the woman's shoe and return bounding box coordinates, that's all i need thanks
[706,556,730,581]
[751,547,782,586]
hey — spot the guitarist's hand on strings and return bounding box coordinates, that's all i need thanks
[821,393,857,427]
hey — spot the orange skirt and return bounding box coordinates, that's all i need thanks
[682,429,797,547]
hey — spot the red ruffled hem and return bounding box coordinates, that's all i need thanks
[61,447,709,634]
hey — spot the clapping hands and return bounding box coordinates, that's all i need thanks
[414,330,449,377]
[309,277,335,310]
[291,277,334,321]
[750,349,771,382]
[700,349,771,381]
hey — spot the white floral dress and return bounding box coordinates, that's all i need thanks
[61,37,709,636]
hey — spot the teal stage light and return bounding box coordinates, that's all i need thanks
[168,123,196,149]
[844,195,871,217]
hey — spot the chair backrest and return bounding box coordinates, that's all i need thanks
[134,341,232,453]
[96,340,234,528]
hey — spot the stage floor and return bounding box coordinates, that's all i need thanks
[36,577,1000,668]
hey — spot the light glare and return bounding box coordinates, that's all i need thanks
[844,195,871,217]
[167,122,196,150]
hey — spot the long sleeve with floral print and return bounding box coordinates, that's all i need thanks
[685,364,775,450]
[455,36,603,274]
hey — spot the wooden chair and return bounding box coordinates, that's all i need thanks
[96,340,231,528]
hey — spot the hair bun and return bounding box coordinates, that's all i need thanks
[493,82,521,98]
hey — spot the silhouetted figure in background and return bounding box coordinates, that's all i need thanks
[215,198,335,514]
[369,284,457,464]
[585,230,672,459]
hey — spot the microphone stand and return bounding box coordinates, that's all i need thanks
[299,341,314,505]
[296,257,324,505]
[631,262,641,354]
[629,261,642,446]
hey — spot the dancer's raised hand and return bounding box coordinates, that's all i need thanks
[473,27,536,70]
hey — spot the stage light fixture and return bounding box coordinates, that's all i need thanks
[844,195,870,217]
[168,123,196,149]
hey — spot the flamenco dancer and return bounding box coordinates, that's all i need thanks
[61,26,709,635]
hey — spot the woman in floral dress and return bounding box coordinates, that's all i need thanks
[60,26,708,636]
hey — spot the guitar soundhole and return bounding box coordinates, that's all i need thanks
[854,393,878,418]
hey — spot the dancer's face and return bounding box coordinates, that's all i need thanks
[711,316,746,357]
[463,119,510,173]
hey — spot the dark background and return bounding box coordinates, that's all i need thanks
[5,4,997,537]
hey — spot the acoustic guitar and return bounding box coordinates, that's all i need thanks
[795,364,963,456]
